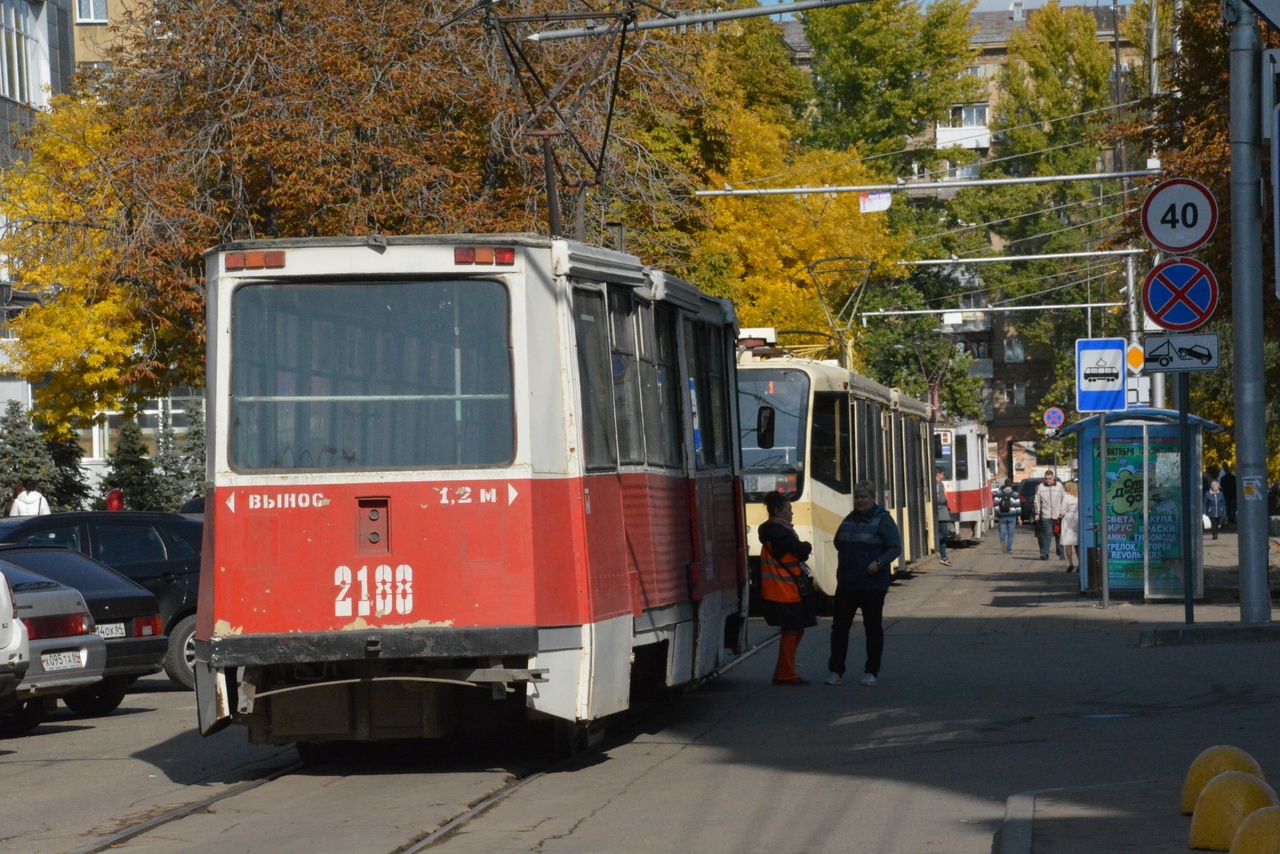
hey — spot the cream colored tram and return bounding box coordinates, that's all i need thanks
[738,345,936,603]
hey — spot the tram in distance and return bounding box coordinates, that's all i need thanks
[194,234,748,752]
[736,330,937,602]
[933,421,993,541]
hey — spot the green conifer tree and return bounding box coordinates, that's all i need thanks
[43,431,90,511]
[101,416,158,510]
[0,400,58,509]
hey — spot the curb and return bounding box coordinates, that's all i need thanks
[996,792,1035,854]
[1139,623,1280,647]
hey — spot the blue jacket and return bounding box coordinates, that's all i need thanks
[1205,490,1227,519]
[834,504,902,591]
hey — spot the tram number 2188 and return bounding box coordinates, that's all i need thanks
[335,564,414,617]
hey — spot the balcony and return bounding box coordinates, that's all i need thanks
[940,310,991,335]
[936,124,991,151]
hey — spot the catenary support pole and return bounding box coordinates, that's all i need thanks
[1227,0,1271,623]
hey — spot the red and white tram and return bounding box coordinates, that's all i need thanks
[933,421,993,541]
[194,235,747,751]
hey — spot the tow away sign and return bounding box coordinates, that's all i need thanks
[1143,333,1220,373]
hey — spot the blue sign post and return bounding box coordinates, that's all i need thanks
[1076,338,1128,413]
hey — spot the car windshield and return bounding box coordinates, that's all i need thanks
[0,548,142,597]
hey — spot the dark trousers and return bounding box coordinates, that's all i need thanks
[935,520,950,560]
[1038,517,1063,557]
[1210,516,1223,539]
[828,587,886,677]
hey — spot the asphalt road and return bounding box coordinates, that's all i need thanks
[4,527,1277,854]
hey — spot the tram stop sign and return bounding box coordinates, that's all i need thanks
[1140,178,1218,254]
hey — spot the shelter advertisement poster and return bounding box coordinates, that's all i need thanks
[1092,440,1183,591]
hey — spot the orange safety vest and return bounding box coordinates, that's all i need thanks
[760,543,805,604]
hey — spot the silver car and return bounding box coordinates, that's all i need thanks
[0,574,29,708]
[0,564,106,736]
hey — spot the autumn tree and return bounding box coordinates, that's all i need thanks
[2,0,774,423]
[0,98,143,434]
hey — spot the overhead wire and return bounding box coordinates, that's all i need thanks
[734,100,1143,187]
[907,188,1129,245]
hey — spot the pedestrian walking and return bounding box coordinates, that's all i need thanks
[8,481,50,516]
[933,468,953,567]
[758,493,817,686]
[1219,467,1237,530]
[1060,481,1080,572]
[826,481,902,687]
[1205,480,1227,540]
[1033,469,1066,561]
[995,477,1020,555]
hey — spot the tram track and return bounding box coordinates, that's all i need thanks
[63,632,779,854]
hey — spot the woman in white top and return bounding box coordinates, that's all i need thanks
[1060,481,1080,573]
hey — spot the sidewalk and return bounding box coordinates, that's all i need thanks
[927,527,1280,854]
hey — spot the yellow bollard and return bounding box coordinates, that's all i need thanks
[1184,746,1268,814]
[1230,806,1280,854]
[1189,771,1279,851]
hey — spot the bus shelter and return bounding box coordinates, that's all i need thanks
[1060,410,1221,599]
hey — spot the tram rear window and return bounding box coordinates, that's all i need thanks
[230,280,513,470]
[738,369,809,499]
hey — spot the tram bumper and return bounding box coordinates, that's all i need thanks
[195,627,546,741]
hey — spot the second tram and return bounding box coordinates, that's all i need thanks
[736,338,936,600]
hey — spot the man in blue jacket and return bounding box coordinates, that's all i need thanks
[825,480,903,687]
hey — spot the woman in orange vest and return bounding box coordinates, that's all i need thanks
[759,492,817,685]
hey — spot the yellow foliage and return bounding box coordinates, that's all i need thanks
[0,97,142,436]
[691,97,906,355]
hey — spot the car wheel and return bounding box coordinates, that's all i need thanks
[63,676,129,717]
[163,614,198,690]
[0,699,47,737]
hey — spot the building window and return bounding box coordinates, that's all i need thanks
[1013,382,1026,406]
[1004,337,1025,363]
[970,340,989,359]
[946,104,989,128]
[77,0,107,22]
[0,0,35,105]
[959,292,987,310]
[947,161,980,180]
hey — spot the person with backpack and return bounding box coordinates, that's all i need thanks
[995,477,1020,554]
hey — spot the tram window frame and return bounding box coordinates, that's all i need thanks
[228,279,514,472]
[810,391,852,494]
[573,288,620,472]
[686,320,733,470]
[638,302,682,468]
[932,432,955,481]
[607,287,645,466]
[954,433,970,480]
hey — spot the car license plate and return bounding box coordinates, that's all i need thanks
[41,650,84,672]
[98,622,126,639]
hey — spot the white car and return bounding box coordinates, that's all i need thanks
[0,574,29,708]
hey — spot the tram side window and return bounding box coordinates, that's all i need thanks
[608,288,645,466]
[810,392,852,494]
[639,303,682,467]
[686,321,733,469]
[574,289,619,471]
[932,433,954,480]
[955,434,970,480]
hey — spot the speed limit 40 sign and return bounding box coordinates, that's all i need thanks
[1141,178,1218,254]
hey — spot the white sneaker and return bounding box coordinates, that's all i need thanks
[860,674,877,686]
[824,673,843,685]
